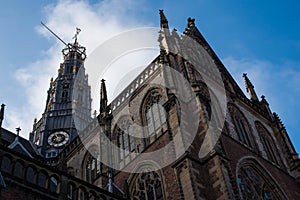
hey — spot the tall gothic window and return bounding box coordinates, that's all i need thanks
[117,118,135,160]
[144,91,166,138]
[132,171,164,200]
[237,161,286,200]
[255,122,280,165]
[83,152,101,183]
[228,104,253,148]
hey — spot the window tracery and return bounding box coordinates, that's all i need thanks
[237,162,286,200]
[255,122,280,165]
[132,171,164,200]
[117,117,135,160]
[228,105,253,148]
[144,91,166,138]
[83,151,101,183]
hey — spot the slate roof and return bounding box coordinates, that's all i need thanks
[0,128,39,157]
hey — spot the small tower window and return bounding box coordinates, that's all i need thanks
[62,90,69,102]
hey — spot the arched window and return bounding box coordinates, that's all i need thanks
[67,182,76,199]
[255,122,280,165]
[83,152,101,183]
[228,104,253,148]
[1,156,11,173]
[49,176,59,193]
[13,160,24,178]
[26,166,36,183]
[67,167,75,176]
[237,161,286,199]
[38,170,48,188]
[78,187,86,200]
[89,191,97,200]
[144,91,166,137]
[132,171,164,200]
[117,117,135,160]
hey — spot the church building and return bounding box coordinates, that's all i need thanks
[0,10,299,200]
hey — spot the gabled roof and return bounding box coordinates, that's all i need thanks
[0,128,39,158]
[8,136,34,159]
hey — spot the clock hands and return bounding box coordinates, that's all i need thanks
[53,134,62,142]
[48,131,69,147]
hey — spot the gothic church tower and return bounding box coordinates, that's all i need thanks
[29,38,92,159]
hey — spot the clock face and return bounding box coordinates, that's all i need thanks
[48,131,69,147]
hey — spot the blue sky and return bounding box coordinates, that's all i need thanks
[0,0,299,153]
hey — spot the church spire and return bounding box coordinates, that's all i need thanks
[159,10,169,29]
[100,79,108,116]
[243,73,258,101]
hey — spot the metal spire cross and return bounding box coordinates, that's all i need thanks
[16,127,21,137]
[72,27,81,43]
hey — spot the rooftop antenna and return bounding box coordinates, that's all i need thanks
[40,21,68,46]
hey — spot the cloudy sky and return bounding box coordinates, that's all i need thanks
[0,0,299,153]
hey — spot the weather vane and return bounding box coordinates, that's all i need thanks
[72,27,81,43]
[40,21,86,59]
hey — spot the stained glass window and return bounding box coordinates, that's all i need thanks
[132,171,164,200]
[237,164,286,200]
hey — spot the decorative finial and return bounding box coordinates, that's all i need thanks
[16,127,21,137]
[72,27,81,44]
[93,110,97,118]
[159,10,169,29]
[243,73,258,101]
[34,118,37,124]
[50,77,53,83]
[187,17,196,28]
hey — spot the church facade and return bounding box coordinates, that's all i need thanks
[1,10,300,200]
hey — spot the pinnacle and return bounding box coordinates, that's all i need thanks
[159,10,169,29]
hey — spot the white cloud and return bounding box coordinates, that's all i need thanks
[7,0,152,139]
